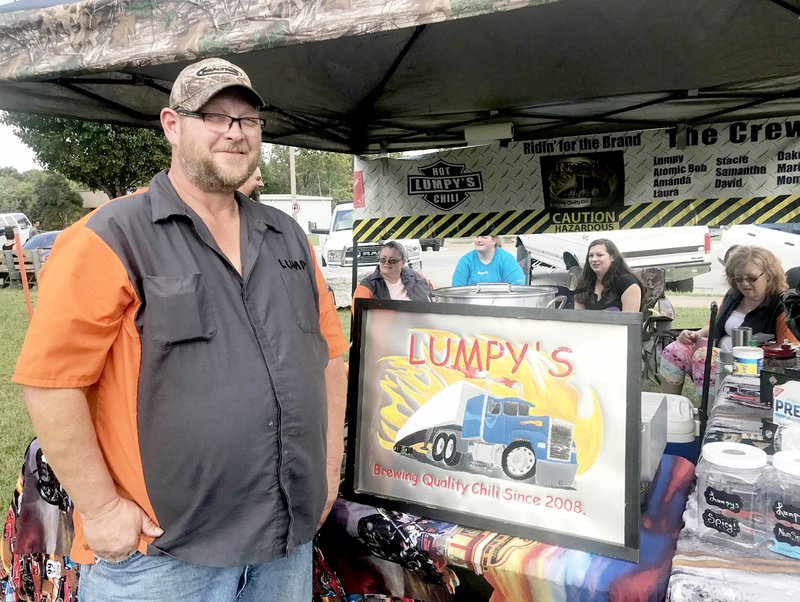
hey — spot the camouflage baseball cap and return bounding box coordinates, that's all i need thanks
[170,58,264,111]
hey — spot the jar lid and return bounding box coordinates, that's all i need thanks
[773,450,800,477]
[762,343,797,359]
[701,442,768,469]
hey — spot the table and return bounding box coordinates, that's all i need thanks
[668,490,800,601]
[666,374,800,601]
[320,454,695,602]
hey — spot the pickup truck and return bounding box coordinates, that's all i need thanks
[312,202,423,270]
[516,226,712,292]
[717,224,800,272]
[393,381,579,488]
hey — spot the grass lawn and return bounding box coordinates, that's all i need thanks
[0,289,707,502]
[0,289,35,500]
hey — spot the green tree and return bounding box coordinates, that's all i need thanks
[1,113,171,199]
[26,172,85,230]
[0,167,24,211]
[262,146,290,194]
[262,146,352,201]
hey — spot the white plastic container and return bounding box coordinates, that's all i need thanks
[732,345,764,376]
[660,393,700,463]
[696,442,768,549]
[640,393,667,483]
[665,394,698,443]
[767,450,800,559]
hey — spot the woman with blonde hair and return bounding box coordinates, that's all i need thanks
[660,245,798,397]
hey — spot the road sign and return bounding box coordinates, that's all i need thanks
[291,200,300,214]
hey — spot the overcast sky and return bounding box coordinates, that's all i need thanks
[0,124,39,172]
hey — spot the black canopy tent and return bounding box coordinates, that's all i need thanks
[2,0,800,155]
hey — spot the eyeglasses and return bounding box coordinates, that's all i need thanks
[379,257,402,265]
[733,273,763,284]
[176,110,265,134]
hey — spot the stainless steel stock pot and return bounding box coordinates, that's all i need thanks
[430,283,566,308]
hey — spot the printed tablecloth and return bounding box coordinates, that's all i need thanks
[322,454,695,601]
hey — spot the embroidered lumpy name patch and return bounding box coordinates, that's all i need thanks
[278,259,307,270]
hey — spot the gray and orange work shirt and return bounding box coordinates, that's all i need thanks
[13,171,348,568]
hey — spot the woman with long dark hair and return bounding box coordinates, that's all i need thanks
[573,238,643,312]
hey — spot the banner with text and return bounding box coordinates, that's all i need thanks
[353,116,800,241]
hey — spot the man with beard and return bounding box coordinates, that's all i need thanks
[13,58,348,601]
[238,166,264,201]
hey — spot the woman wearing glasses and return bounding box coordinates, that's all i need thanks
[660,245,798,397]
[352,241,432,306]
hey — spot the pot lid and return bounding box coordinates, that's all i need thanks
[432,283,559,298]
[761,343,797,358]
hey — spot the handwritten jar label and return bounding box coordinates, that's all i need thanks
[702,508,741,537]
[705,486,743,513]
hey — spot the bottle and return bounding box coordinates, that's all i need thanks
[715,351,733,397]
[766,450,800,559]
[695,442,768,550]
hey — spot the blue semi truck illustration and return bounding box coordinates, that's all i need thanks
[393,381,579,487]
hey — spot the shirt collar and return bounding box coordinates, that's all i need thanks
[148,170,282,232]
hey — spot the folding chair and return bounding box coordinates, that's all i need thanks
[637,267,676,383]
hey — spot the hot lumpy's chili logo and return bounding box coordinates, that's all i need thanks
[407,160,483,211]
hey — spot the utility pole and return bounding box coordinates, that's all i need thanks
[289,146,298,222]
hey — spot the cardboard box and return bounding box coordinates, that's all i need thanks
[760,367,800,408]
[774,380,800,428]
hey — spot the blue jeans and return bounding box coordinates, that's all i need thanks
[78,542,312,601]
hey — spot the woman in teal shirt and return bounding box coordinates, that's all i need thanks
[452,236,526,286]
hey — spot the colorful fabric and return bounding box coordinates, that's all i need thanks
[0,440,78,602]
[325,456,694,601]
[313,543,347,602]
[660,338,719,399]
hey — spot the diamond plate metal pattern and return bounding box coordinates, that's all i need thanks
[354,117,800,242]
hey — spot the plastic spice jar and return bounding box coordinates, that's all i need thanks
[696,442,769,549]
[767,450,800,559]
[732,343,764,376]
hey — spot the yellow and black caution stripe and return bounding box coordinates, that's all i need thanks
[353,195,800,242]
[619,195,800,228]
[354,209,552,242]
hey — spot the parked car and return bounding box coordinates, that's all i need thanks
[516,226,711,292]
[22,230,61,261]
[311,203,423,270]
[0,212,33,247]
[420,237,444,252]
[717,224,800,272]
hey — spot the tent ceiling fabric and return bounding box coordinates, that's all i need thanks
[1,0,800,154]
